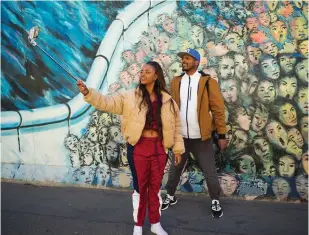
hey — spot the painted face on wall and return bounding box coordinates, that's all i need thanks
[122,50,135,64]
[277,76,297,99]
[73,167,96,185]
[156,33,170,54]
[286,139,303,158]
[162,17,175,34]
[260,42,278,57]
[179,39,195,52]
[295,59,308,83]
[279,55,296,75]
[250,30,269,44]
[95,164,110,186]
[190,25,204,48]
[110,114,120,126]
[156,13,168,25]
[236,107,251,131]
[176,17,191,37]
[83,150,94,166]
[247,46,262,65]
[252,1,267,14]
[251,106,268,132]
[246,17,259,31]
[218,56,235,79]
[120,71,132,88]
[231,129,248,151]
[266,1,278,11]
[261,163,276,177]
[302,152,309,175]
[260,57,280,80]
[258,12,271,27]
[290,17,308,41]
[215,21,230,40]
[98,127,109,145]
[257,80,276,104]
[139,36,155,55]
[106,141,119,164]
[87,126,98,143]
[128,63,141,76]
[168,61,182,78]
[220,79,238,103]
[270,21,288,43]
[296,88,309,115]
[226,123,233,146]
[234,54,248,79]
[109,126,124,144]
[296,175,308,200]
[237,155,256,178]
[148,26,160,44]
[158,54,173,69]
[277,1,294,18]
[64,134,79,151]
[298,40,309,58]
[253,137,272,163]
[219,174,238,196]
[90,111,100,125]
[300,116,308,144]
[79,139,90,154]
[241,74,258,96]
[225,33,245,53]
[206,41,229,57]
[272,178,291,201]
[288,128,304,148]
[99,113,112,127]
[266,120,288,149]
[203,68,218,82]
[278,155,296,177]
[269,12,278,23]
[278,103,297,127]
[92,145,103,164]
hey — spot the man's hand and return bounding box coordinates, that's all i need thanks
[77,80,89,96]
[174,153,182,165]
[218,139,228,151]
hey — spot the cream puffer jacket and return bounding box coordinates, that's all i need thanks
[84,88,185,155]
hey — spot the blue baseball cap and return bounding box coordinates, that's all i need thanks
[177,48,200,62]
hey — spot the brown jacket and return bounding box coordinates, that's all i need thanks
[84,88,185,155]
[169,73,227,140]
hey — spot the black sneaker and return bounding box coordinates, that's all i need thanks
[211,199,223,218]
[161,194,177,211]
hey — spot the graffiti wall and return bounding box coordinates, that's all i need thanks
[1,0,308,202]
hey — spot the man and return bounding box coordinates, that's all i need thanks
[162,48,228,218]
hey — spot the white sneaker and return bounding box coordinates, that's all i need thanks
[133,225,142,235]
[150,222,168,235]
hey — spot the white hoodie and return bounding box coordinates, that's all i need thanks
[179,71,201,139]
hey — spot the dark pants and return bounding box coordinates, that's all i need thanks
[127,143,139,192]
[165,138,221,200]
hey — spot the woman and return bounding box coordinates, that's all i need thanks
[77,61,184,235]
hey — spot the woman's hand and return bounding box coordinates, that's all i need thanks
[77,80,89,96]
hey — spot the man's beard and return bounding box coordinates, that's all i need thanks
[182,63,191,71]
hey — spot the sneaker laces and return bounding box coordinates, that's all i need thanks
[163,196,171,204]
[212,200,221,211]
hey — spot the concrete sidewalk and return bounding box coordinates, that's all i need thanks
[1,182,308,235]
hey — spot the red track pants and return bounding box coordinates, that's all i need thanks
[133,137,166,226]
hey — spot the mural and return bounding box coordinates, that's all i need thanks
[1,1,132,111]
[1,0,308,202]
